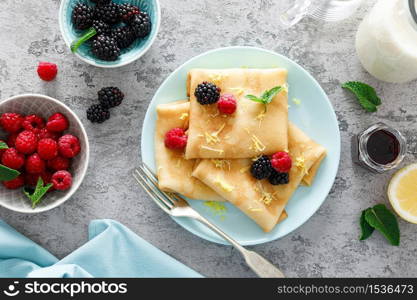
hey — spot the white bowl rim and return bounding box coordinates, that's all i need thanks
[0,93,90,213]
[58,0,161,68]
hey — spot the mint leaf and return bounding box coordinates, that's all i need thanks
[0,142,8,150]
[262,86,284,104]
[342,81,382,112]
[359,209,374,240]
[364,204,400,246]
[23,177,53,208]
[246,86,285,112]
[0,164,20,181]
[245,95,264,103]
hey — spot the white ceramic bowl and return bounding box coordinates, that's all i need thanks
[0,94,89,213]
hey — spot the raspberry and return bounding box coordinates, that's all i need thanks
[22,114,45,134]
[1,148,25,169]
[58,134,81,158]
[26,153,46,174]
[0,113,24,133]
[37,62,58,81]
[52,170,72,191]
[37,128,60,140]
[6,133,18,147]
[15,130,38,154]
[47,156,70,171]
[164,128,187,150]
[271,151,292,173]
[37,138,58,160]
[217,94,237,114]
[3,175,25,189]
[46,113,69,132]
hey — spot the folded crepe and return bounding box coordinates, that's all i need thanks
[192,123,327,232]
[185,68,288,159]
[155,100,224,201]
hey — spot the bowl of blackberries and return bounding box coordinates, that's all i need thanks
[59,0,160,67]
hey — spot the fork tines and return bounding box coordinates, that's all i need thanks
[133,166,174,213]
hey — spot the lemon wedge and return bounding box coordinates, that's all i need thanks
[388,163,417,224]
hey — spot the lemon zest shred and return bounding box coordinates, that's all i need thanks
[295,155,308,175]
[254,182,276,206]
[208,73,226,86]
[200,145,224,155]
[179,112,189,120]
[239,165,251,173]
[244,128,266,153]
[214,176,235,192]
[203,201,227,218]
[229,87,245,96]
[292,98,301,106]
[211,159,231,171]
[204,123,226,145]
[249,207,263,212]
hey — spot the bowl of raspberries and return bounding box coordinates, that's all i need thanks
[0,94,89,213]
[59,0,160,67]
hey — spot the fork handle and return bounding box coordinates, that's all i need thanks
[193,214,284,278]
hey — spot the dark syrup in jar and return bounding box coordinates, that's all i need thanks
[366,129,400,165]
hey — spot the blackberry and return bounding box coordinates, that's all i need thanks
[90,0,111,5]
[70,20,111,52]
[194,82,221,105]
[94,2,122,24]
[87,104,110,123]
[130,11,152,38]
[91,35,121,61]
[119,3,140,24]
[98,87,124,108]
[268,171,289,185]
[91,19,111,35]
[111,26,136,49]
[250,156,273,180]
[72,3,94,30]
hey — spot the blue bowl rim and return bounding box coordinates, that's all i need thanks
[58,0,161,68]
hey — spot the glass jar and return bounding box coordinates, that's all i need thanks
[356,0,417,83]
[352,123,407,173]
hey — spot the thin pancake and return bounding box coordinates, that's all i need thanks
[155,100,224,201]
[186,68,288,159]
[192,123,326,232]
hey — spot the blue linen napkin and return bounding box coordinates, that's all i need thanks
[0,219,202,278]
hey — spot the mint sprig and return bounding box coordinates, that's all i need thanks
[23,177,53,208]
[359,204,400,246]
[246,86,285,112]
[342,81,381,112]
[0,164,20,181]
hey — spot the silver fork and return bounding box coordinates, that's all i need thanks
[133,164,285,278]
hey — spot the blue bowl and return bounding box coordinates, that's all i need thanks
[59,0,160,68]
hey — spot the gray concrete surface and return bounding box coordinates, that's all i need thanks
[0,0,416,277]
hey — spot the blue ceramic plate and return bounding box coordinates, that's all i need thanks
[59,0,160,68]
[141,47,340,245]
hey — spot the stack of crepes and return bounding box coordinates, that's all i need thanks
[154,68,327,232]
